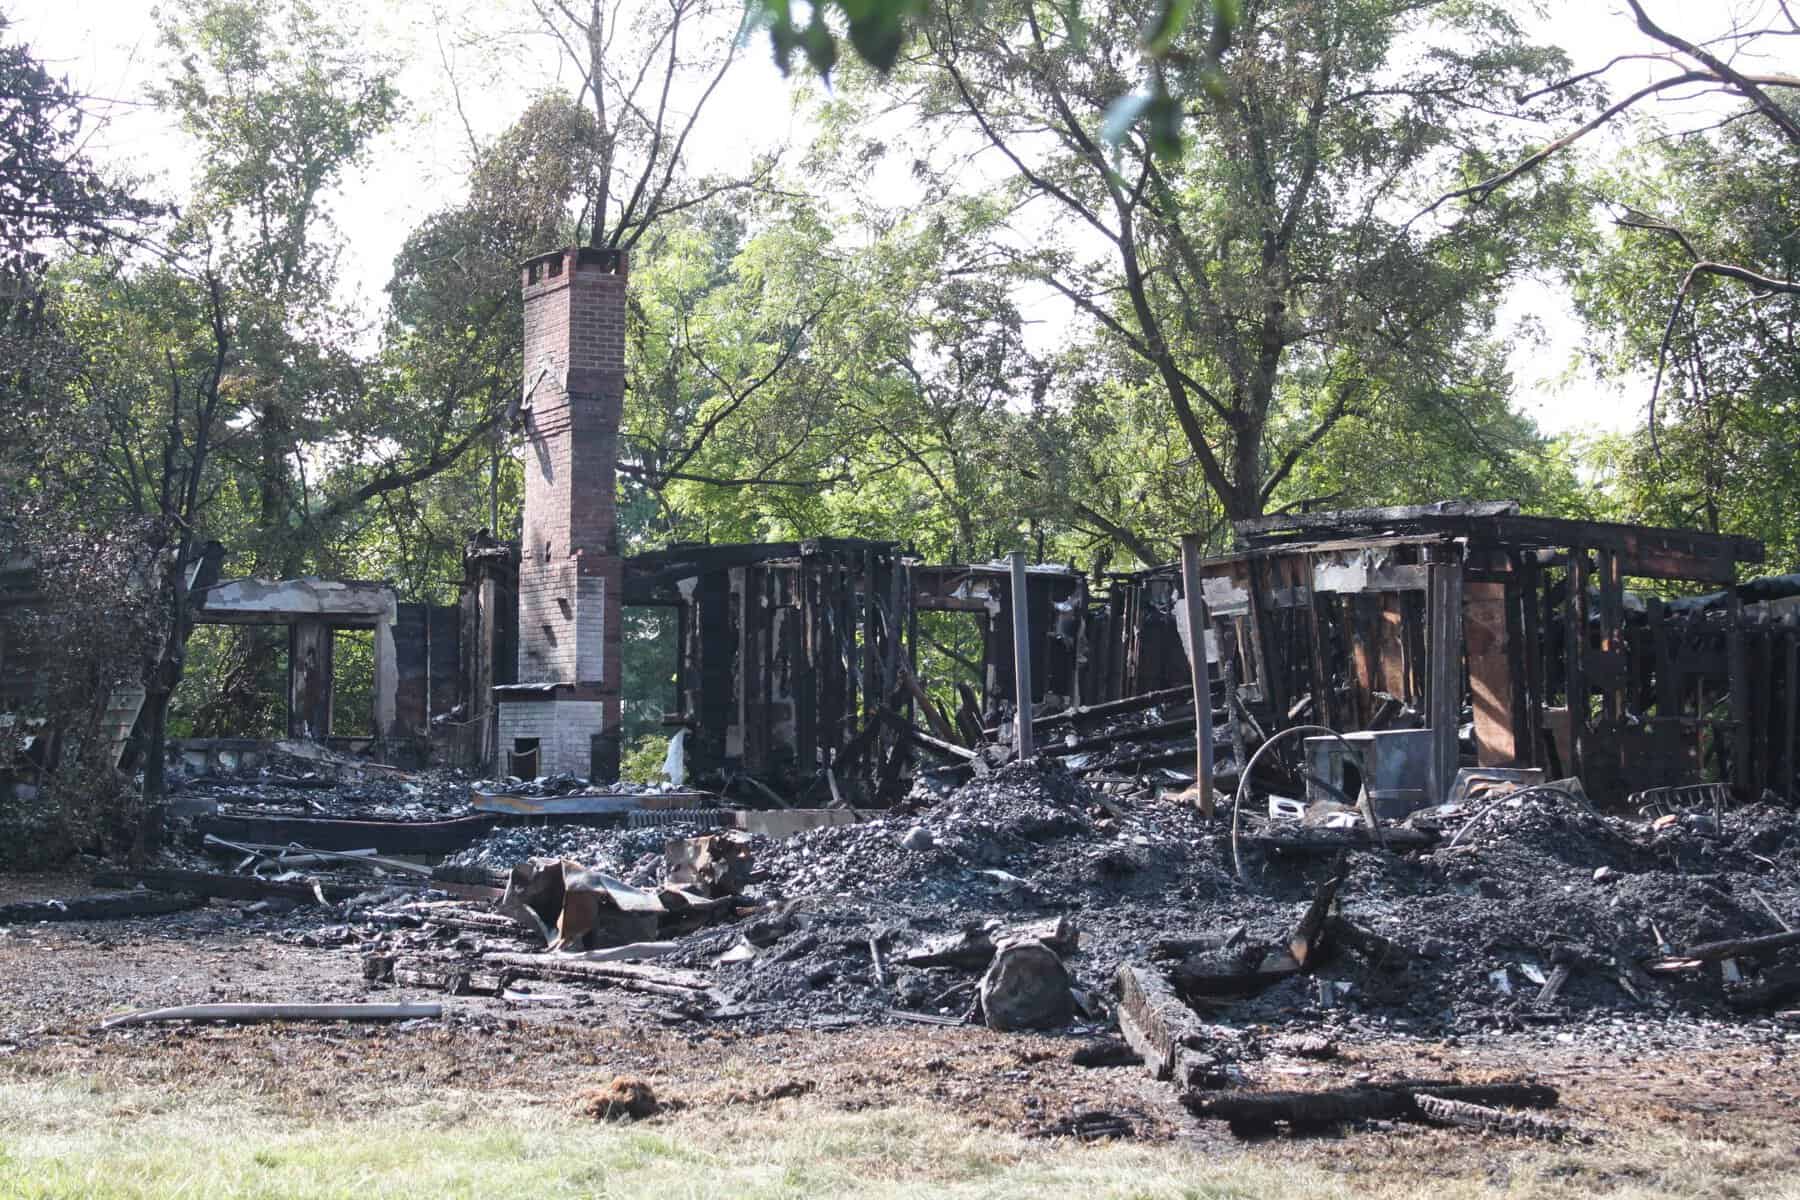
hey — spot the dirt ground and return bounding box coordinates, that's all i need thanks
[5,893,1800,1177]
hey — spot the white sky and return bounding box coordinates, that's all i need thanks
[9,0,1769,440]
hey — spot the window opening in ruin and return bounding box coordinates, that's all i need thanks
[915,610,986,719]
[330,629,375,738]
[620,606,677,754]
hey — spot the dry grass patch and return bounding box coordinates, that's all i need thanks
[2,1073,1800,1199]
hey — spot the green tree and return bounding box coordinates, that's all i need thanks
[1571,114,1800,562]
[900,0,1582,531]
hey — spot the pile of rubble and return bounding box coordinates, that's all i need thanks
[221,761,1791,1045]
[168,761,476,822]
[43,750,1800,1142]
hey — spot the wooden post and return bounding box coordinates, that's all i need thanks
[1753,617,1774,799]
[1179,535,1215,818]
[288,618,333,739]
[1596,547,1626,725]
[1520,559,1543,769]
[1564,549,1588,782]
[1728,588,1749,796]
[1785,624,1798,805]
[1465,575,1521,766]
[1427,561,1464,803]
[1009,551,1035,759]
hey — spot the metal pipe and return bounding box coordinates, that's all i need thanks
[1230,724,1368,881]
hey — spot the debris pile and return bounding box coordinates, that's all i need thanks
[78,749,1800,1081]
[171,764,476,822]
[445,824,711,881]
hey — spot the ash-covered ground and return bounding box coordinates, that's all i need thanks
[428,760,1800,1038]
[119,748,1800,1053]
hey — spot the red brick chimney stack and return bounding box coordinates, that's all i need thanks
[496,246,628,780]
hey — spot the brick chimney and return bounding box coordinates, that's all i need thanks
[495,246,627,780]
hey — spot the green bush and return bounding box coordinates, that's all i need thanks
[619,732,674,784]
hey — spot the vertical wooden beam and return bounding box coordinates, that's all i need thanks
[1465,578,1520,766]
[796,558,817,777]
[288,619,333,740]
[1427,561,1464,802]
[1564,550,1589,783]
[1727,588,1749,796]
[840,553,856,758]
[1784,624,1798,805]
[1179,535,1215,818]
[1519,559,1543,769]
[730,565,750,767]
[1595,547,1626,725]
[1009,551,1035,759]
[1649,597,1677,717]
[1753,617,1774,800]
[1349,595,1379,727]
[1243,557,1282,720]
[905,560,919,677]
[760,567,776,766]
[1219,624,1248,778]
[1306,583,1336,730]
[862,549,879,738]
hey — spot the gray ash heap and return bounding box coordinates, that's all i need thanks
[662,763,1800,1035]
[445,823,714,885]
[690,762,1233,1023]
[751,759,1191,904]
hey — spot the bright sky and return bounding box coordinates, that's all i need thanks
[8,0,1771,440]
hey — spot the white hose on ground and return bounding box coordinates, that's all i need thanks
[1230,724,1369,881]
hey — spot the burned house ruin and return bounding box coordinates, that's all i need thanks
[5,245,1799,819]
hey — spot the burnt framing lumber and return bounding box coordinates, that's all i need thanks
[438,499,1782,811]
[1183,1079,1559,1136]
[0,892,206,924]
[1169,502,1772,807]
[623,539,911,807]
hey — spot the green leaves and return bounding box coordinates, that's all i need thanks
[755,0,922,79]
[0,18,161,279]
[1141,0,1196,56]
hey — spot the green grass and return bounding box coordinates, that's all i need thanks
[2,1078,1800,1199]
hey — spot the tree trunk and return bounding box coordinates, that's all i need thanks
[140,688,169,803]
[1229,416,1266,521]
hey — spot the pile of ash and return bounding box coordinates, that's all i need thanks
[445,822,716,885]
[670,762,1240,1024]
[294,754,1800,1042]
[752,759,1224,907]
[174,768,478,821]
[691,765,1800,1034]
[492,773,691,798]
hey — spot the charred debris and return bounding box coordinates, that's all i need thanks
[9,500,1800,1140]
[6,238,1800,1144]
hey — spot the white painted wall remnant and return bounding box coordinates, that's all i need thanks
[194,576,400,738]
[1171,597,1221,665]
[196,577,396,621]
[1200,575,1250,616]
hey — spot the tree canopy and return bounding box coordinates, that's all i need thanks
[4,0,1797,812]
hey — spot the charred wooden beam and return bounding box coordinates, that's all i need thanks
[1182,1079,1558,1135]
[1645,929,1800,971]
[0,892,205,925]
[93,868,371,905]
[979,686,1196,740]
[1116,963,1214,1085]
[198,812,498,855]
